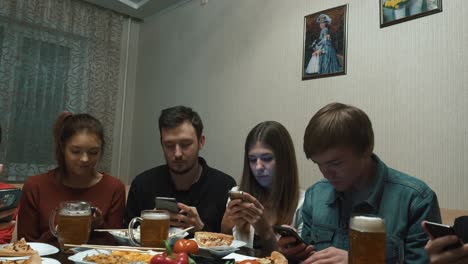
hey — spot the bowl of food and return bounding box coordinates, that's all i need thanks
[108,227,189,246]
[194,232,246,257]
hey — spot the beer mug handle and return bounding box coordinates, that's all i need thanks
[128,217,142,246]
[48,207,59,238]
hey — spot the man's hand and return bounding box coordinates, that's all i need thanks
[302,247,348,264]
[425,236,468,264]
[169,203,204,231]
[422,220,468,264]
[278,235,315,262]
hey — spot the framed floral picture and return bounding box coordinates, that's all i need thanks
[302,5,348,80]
[380,0,442,28]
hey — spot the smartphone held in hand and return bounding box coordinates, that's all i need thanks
[228,190,246,201]
[154,197,179,213]
[424,221,464,250]
[0,188,21,222]
[273,225,307,245]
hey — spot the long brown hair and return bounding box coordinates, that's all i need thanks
[239,121,299,225]
[53,112,105,177]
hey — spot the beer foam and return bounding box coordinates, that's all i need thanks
[350,216,385,233]
[59,209,91,216]
[143,213,169,220]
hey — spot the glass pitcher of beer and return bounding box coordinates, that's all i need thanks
[128,210,169,247]
[349,215,386,264]
[49,201,92,251]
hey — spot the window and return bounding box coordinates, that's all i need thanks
[0,21,89,182]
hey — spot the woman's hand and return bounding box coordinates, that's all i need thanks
[225,193,264,224]
[0,208,16,229]
[91,207,104,229]
[224,199,251,232]
[237,192,276,236]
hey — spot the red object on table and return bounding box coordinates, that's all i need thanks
[173,239,199,254]
[150,252,189,264]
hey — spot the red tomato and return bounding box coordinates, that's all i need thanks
[238,260,260,264]
[173,239,199,254]
[150,252,189,264]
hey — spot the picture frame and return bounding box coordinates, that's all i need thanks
[380,0,442,28]
[302,4,348,80]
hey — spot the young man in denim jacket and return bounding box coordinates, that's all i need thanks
[278,102,441,264]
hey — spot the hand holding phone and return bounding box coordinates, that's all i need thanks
[424,221,464,251]
[228,190,246,201]
[0,188,21,223]
[154,197,179,213]
[273,225,307,245]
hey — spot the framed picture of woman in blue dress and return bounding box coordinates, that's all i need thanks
[380,0,442,28]
[302,5,347,80]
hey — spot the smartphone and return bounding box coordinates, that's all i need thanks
[424,221,464,250]
[0,188,21,222]
[228,190,245,201]
[273,225,307,245]
[154,197,179,213]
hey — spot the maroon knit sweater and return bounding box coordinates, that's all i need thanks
[18,170,125,245]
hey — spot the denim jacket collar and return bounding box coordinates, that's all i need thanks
[326,154,388,212]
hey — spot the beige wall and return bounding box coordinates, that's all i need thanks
[126,0,468,210]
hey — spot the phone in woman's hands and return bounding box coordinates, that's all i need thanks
[228,190,246,201]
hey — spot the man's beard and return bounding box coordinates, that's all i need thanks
[168,159,198,175]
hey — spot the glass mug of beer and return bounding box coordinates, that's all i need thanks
[349,215,386,264]
[128,210,170,247]
[49,201,93,251]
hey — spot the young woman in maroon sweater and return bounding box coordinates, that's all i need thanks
[17,113,125,245]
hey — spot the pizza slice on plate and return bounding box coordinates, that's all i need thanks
[257,251,288,264]
[0,254,41,264]
[238,251,288,264]
[0,238,38,257]
[194,232,234,247]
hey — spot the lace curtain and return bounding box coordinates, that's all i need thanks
[0,0,124,181]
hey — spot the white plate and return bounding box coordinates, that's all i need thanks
[40,258,61,264]
[109,227,189,246]
[68,249,111,264]
[0,242,59,260]
[28,242,59,256]
[198,239,247,250]
[205,247,239,257]
[223,252,258,261]
[68,249,159,264]
[0,257,61,263]
[196,240,247,256]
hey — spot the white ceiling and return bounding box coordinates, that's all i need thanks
[83,0,189,20]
